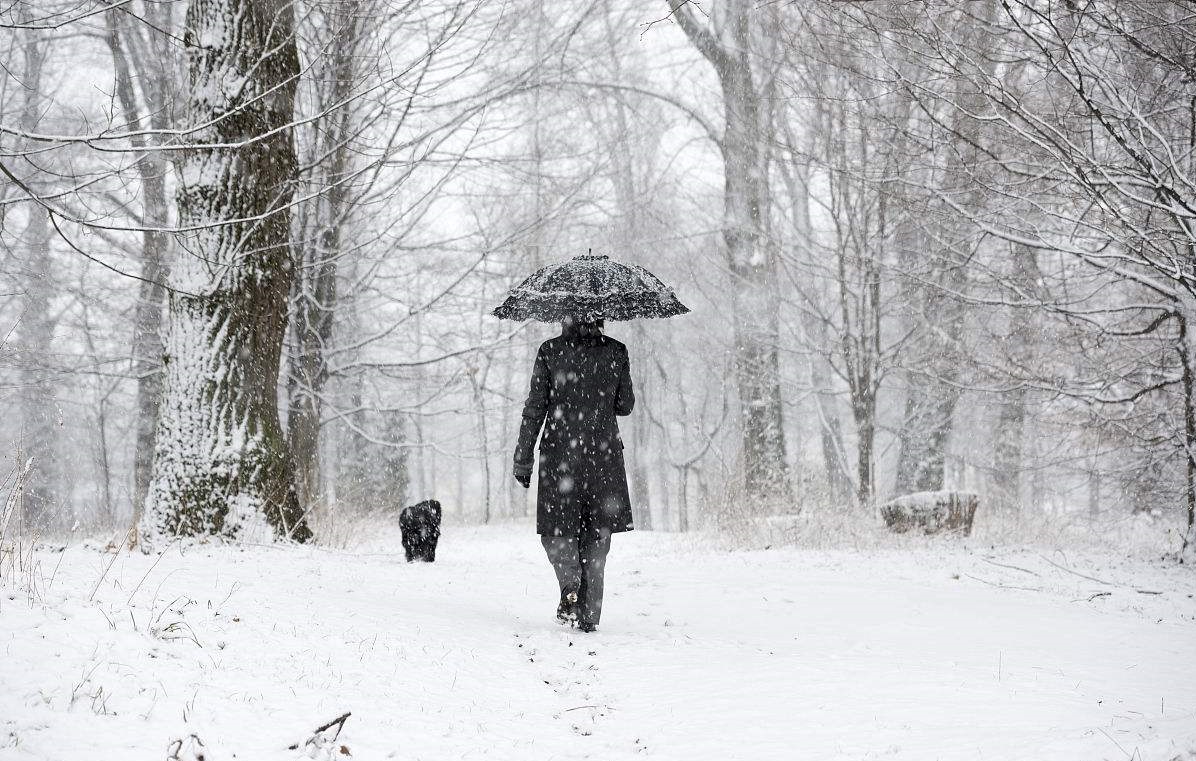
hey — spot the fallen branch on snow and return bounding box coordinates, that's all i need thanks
[963,574,1042,593]
[288,712,351,754]
[1039,555,1164,596]
[981,557,1041,577]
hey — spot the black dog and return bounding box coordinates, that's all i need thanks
[400,499,441,562]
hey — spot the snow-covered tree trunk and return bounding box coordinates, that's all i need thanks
[14,19,60,532]
[16,215,58,533]
[894,0,999,496]
[990,244,1041,513]
[130,223,170,525]
[106,7,176,530]
[669,0,789,503]
[603,29,658,529]
[143,0,310,542]
[724,76,788,503]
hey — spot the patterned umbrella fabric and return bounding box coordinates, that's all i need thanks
[492,253,689,322]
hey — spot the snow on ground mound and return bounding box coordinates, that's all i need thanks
[2,526,1195,760]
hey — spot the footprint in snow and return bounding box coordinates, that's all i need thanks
[513,629,612,734]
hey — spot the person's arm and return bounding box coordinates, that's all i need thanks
[614,344,635,416]
[514,345,550,485]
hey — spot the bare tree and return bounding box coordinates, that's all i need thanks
[667,0,790,503]
[919,0,1196,543]
[12,10,60,531]
[286,0,368,511]
[104,1,179,531]
[144,0,310,541]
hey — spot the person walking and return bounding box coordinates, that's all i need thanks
[513,317,634,633]
[492,252,688,632]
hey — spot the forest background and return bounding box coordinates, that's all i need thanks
[1,0,1192,555]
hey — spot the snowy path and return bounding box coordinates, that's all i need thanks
[2,526,1195,760]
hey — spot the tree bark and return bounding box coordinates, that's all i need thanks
[893,1,1001,496]
[991,244,1041,513]
[14,18,59,532]
[669,0,790,502]
[144,0,310,542]
[106,8,173,530]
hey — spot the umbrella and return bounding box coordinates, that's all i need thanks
[491,253,689,322]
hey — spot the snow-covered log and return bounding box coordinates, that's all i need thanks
[143,0,310,543]
[880,491,978,536]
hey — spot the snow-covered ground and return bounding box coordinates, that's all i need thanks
[2,524,1195,761]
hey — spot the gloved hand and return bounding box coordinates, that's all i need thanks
[514,466,532,489]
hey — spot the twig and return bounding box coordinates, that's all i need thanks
[963,574,1042,593]
[47,546,67,592]
[0,458,29,543]
[126,539,175,605]
[288,712,351,750]
[1097,727,1132,759]
[1038,555,1164,594]
[1088,591,1112,601]
[1038,554,1115,585]
[981,557,1041,576]
[314,712,351,736]
[88,532,125,602]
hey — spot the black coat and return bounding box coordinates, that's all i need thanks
[514,331,635,538]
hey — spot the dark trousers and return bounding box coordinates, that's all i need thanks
[541,529,612,624]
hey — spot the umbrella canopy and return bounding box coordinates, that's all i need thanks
[492,253,689,322]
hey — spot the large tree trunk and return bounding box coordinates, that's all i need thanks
[670,0,790,502]
[106,9,174,530]
[143,0,310,542]
[14,20,59,532]
[130,226,169,523]
[605,47,657,529]
[16,212,57,532]
[724,70,788,501]
[893,2,998,496]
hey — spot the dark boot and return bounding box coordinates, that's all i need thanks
[577,620,597,633]
[556,588,579,625]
